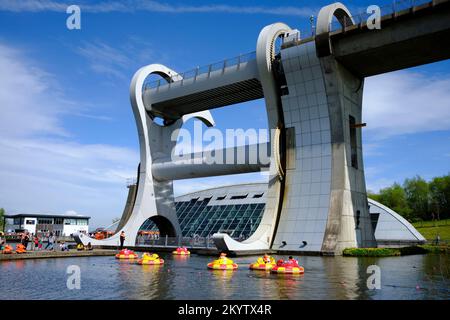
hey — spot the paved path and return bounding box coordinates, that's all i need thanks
[0,249,116,261]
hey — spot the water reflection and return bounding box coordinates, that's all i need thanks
[13,260,25,270]
[421,253,449,298]
[0,254,448,300]
[141,264,163,274]
[134,264,163,300]
[116,259,136,284]
[272,273,304,300]
[209,270,237,299]
[172,254,190,265]
[320,256,362,300]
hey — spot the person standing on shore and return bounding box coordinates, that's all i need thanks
[52,233,57,250]
[33,235,39,251]
[0,231,5,250]
[30,233,35,250]
[20,233,25,246]
[45,232,54,250]
[44,232,50,250]
[119,231,125,250]
[23,232,30,251]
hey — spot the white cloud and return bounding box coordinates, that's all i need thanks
[0,42,138,228]
[0,136,138,222]
[0,0,66,12]
[366,177,397,194]
[361,142,384,157]
[0,43,69,138]
[0,40,268,228]
[364,164,398,193]
[74,38,160,80]
[363,71,450,139]
[0,0,316,16]
[75,42,132,79]
[135,2,315,16]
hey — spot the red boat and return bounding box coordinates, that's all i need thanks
[271,259,305,274]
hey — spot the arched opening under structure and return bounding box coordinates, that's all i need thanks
[136,215,177,245]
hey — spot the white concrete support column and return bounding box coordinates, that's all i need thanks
[318,50,376,253]
[76,64,215,247]
[212,23,293,253]
[272,41,334,253]
[272,2,376,255]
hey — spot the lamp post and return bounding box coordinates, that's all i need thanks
[310,15,315,36]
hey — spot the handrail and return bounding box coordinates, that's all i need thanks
[126,177,137,187]
[328,0,432,33]
[134,235,255,248]
[142,0,433,91]
[143,51,256,91]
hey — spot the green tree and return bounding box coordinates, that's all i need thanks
[367,190,381,203]
[378,183,413,220]
[403,176,430,221]
[429,174,450,220]
[0,208,4,232]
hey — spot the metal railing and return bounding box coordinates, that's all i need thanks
[142,0,434,92]
[329,0,432,33]
[143,51,256,91]
[282,0,434,47]
[135,235,222,248]
[126,177,137,187]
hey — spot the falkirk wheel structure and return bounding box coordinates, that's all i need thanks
[76,1,450,254]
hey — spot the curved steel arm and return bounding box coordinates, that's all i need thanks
[315,2,355,57]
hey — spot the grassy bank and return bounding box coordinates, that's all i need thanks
[418,244,450,254]
[343,248,402,257]
[343,245,449,257]
[413,219,450,242]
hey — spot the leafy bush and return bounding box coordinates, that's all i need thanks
[343,245,449,257]
[419,244,449,254]
[342,248,401,257]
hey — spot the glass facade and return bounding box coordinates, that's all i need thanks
[139,198,265,239]
[64,218,88,225]
[136,183,426,247]
[38,218,53,224]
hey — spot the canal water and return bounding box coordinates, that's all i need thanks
[0,253,448,300]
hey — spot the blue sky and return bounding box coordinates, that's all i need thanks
[0,0,449,228]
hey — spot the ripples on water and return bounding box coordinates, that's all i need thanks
[0,253,448,300]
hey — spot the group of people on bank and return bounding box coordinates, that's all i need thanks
[0,231,80,253]
[14,231,58,251]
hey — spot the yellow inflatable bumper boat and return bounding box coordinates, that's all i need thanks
[207,253,238,270]
[249,255,276,271]
[137,253,164,265]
